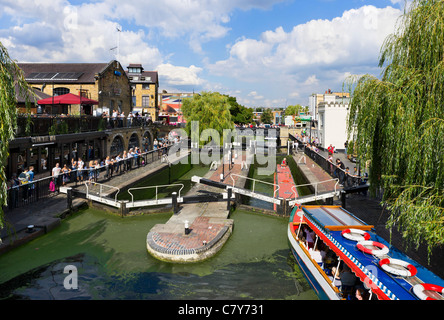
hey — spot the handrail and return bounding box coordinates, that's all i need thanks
[290,178,340,200]
[127,183,184,205]
[230,174,280,199]
[84,182,120,203]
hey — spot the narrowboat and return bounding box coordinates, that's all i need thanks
[288,205,444,300]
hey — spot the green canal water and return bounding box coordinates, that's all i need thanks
[0,157,318,300]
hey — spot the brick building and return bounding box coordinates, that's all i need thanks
[18,60,132,116]
[126,64,159,120]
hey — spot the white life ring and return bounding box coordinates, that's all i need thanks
[357,241,389,256]
[413,283,444,300]
[379,258,417,277]
[341,228,371,242]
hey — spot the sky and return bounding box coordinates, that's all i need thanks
[0,0,407,108]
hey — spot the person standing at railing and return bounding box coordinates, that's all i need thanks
[52,163,61,187]
[70,159,77,182]
[61,164,71,186]
[105,156,111,179]
[9,173,20,209]
[122,151,128,172]
[88,160,95,184]
[127,112,133,127]
[94,160,100,181]
[77,158,84,182]
[335,159,345,187]
[114,154,121,174]
[134,147,140,167]
[18,168,30,202]
[28,166,35,198]
[119,112,125,127]
[154,138,158,150]
[128,149,134,170]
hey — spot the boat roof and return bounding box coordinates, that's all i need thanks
[293,205,444,300]
[301,205,369,230]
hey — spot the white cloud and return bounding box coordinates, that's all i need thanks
[0,0,285,91]
[106,0,285,53]
[157,63,204,86]
[247,91,264,100]
[0,1,403,108]
[303,75,319,86]
[209,5,402,106]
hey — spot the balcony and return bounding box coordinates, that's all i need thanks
[15,115,155,138]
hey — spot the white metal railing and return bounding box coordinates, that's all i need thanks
[84,182,120,205]
[290,178,339,200]
[230,174,280,199]
[127,184,185,205]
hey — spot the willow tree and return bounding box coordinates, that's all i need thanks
[346,0,444,254]
[0,41,33,228]
[182,91,234,146]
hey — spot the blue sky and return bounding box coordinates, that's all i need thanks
[0,0,405,108]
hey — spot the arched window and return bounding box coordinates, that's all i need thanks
[128,133,139,150]
[110,136,124,157]
[53,87,70,96]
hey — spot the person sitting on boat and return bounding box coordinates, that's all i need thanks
[328,266,342,289]
[355,287,370,300]
[340,265,358,298]
[281,158,287,166]
[309,246,324,268]
[304,227,315,249]
[340,265,357,288]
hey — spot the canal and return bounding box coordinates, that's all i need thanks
[0,156,318,300]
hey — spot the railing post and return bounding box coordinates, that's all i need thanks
[172,192,179,214]
[341,190,346,209]
[227,187,232,211]
[119,200,129,217]
[66,187,73,211]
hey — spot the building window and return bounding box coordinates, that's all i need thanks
[53,87,69,96]
[128,67,142,73]
[132,96,137,107]
[142,96,150,107]
[142,84,150,90]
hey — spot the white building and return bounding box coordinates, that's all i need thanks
[316,97,350,151]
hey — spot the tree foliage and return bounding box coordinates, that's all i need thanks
[227,95,253,125]
[260,108,273,124]
[0,41,34,228]
[346,0,444,254]
[284,104,304,117]
[181,91,234,145]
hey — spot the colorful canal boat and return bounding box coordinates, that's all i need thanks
[288,205,444,300]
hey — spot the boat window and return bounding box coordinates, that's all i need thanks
[303,206,366,227]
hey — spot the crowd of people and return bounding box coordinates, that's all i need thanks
[51,137,178,187]
[6,135,183,209]
[100,110,152,128]
[298,224,373,300]
[295,132,367,188]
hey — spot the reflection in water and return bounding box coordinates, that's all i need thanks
[0,159,317,300]
[1,249,316,300]
[0,208,317,300]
